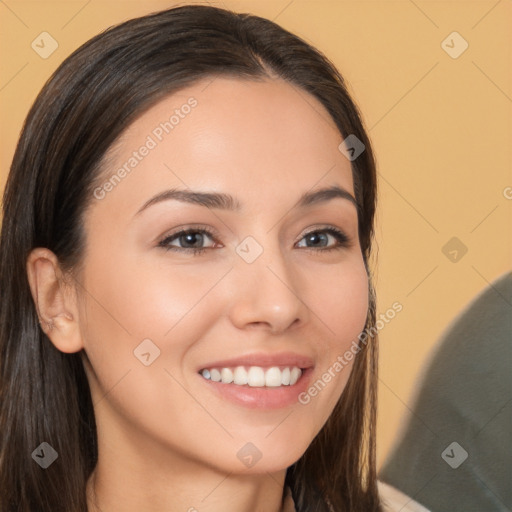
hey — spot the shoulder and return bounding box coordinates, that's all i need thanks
[377,480,430,512]
[283,482,430,512]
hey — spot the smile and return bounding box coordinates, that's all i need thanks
[200,366,303,387]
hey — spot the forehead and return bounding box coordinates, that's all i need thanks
[92,76,355,218]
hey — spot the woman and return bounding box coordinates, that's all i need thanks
[0,5,428,511]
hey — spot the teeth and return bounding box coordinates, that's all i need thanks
[200,366,303,387]
[220,368,233,384]
[265,367,282,387]
[210,369,221,382]
[290,367,301,386]
[233,366,248,385]
[247,366,265,387]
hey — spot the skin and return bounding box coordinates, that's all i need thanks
[26,76,369,512]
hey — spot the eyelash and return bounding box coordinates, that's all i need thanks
[158,225,352,255]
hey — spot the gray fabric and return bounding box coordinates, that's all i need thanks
[379,271,512,512]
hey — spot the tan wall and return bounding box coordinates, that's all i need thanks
[1,0,510,470]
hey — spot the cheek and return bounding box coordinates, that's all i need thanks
[80,249,229,343]
[312,255,369,350]
[297,256,369,418]
[77,248,234,404]
[335,265,369,343]
[77,252,233,440]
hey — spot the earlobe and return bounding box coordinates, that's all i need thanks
[26,248,84,354]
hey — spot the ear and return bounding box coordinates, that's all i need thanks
[26,247,84,353]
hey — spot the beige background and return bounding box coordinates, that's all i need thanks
[1,0,510,471]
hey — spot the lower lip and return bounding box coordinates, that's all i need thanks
[199,368,314,409]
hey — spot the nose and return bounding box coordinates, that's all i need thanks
[227,240,309,334]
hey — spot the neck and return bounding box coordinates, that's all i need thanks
[86,448,288,512]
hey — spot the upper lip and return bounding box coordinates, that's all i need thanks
[198,352,315,371]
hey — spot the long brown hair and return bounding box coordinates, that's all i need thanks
[0,5,381,511]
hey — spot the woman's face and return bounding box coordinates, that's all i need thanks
[78,76,369,475]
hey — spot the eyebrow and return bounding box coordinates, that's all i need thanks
[134,185,358,217]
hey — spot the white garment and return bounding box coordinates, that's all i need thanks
[378,481,430,512]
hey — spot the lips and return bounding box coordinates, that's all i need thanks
[197,351,315,372]
[199,368,314,409]
[196,352,315,408]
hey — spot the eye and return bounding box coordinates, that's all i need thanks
[157,225,351,255]
[158,226,220,254]
[296,227,351,251]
